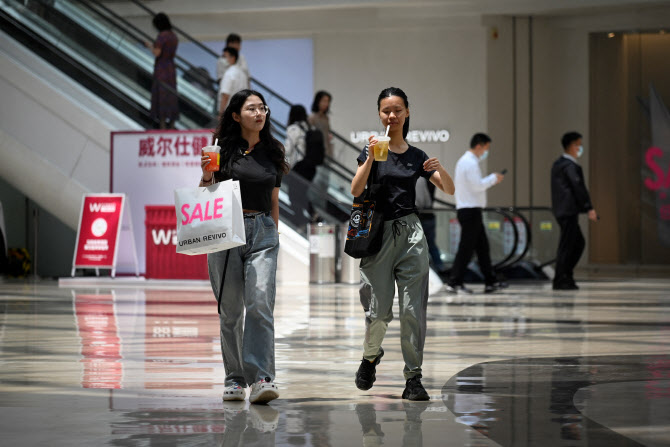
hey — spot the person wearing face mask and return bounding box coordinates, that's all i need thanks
[551,132,598,290]
[446,133,504,294]
[218,47,249,114]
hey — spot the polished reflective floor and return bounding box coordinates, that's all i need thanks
[1,277,669,446]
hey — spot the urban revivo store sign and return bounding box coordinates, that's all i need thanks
[350,129,450,144]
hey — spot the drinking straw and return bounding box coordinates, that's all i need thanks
[384,125,390,137]
[214,138,219,146]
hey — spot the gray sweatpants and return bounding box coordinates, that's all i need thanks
[359,213,430,379]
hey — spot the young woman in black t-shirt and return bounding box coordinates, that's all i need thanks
[200,89,289,404]
[351,87,455,401]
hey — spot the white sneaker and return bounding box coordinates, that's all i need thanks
[249,405,279,432]
[249,378,279,404]
[222,382,245,401]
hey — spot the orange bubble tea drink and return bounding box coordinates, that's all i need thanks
[203,145,221,172]
[373,136,390,161]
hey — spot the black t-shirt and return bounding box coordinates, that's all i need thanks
[357,145,435,220]
[214,143,283,213]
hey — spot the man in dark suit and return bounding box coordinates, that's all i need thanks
[551,132,598,290]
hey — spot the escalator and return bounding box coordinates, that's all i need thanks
[0,0,353,235]
[0,0,557,279]
[0,0,214,129]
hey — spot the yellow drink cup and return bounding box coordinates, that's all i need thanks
[373,136,390,161]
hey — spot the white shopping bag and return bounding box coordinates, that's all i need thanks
[174,180,246,255]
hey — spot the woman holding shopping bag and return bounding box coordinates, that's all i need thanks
[350,87,454,401]
[200,89,289,404]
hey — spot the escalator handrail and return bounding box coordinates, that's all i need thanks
[0,6,152,124]
[123,0,294,110]
[424,206,520,269]
[114,0,368,155]
[331,128,374,155]
[429,203,558,268]
[489,207,520,269]
[76,0,220,97]
[494,207,531,269]
[270,118,357,200]
[17,0,217,122]
[513,206,557,267]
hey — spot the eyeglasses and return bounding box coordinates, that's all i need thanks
[244,105,269,115]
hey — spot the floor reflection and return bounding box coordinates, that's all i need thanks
[1,279,669,446]
[443,355,670,446]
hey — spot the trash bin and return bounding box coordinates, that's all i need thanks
[308,223,338,284]
[339,224,360,284]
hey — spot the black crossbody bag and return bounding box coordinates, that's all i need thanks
[344,155,385,259]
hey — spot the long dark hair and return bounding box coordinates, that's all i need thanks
[311,90,331,114]
[377,87,410,139]
[288,105,308,126]
[152,13,172,32]
[213,89,289,177]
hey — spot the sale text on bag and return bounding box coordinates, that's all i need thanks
[174,180,246,255]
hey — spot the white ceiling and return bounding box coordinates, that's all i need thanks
[105,0,670,38]
[109,0,670,16]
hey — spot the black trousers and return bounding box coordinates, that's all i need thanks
[554,215,585,284]
[450,208,495,285]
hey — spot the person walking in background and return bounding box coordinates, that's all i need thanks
[308,90,333,158]
[284,105,310,166]
[285,104,325,223]
[351,87,454,401]
[145,12,178,129]
[218,47,249,114]
[551,131,598,290]
[200,89,289,404]
[415,176,448,275]
[446,133,504,294]
[216,33,250,86]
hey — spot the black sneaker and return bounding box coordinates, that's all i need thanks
[445,283,473,294]
[402,375,430,401]
[553,281,578,290]
[355,348,384,390]
[484,284,499,294]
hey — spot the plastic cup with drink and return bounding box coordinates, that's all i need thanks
[372,125,391,162]
[203,138,221,172]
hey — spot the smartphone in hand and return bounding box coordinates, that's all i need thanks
[500,168,508,175]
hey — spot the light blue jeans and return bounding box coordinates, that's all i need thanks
[207,213,279,387]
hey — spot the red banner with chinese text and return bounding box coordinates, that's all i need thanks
[111,130,213,275]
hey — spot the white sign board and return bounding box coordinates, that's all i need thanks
[111,130,213,274]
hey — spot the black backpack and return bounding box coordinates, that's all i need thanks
[293,125,325,181]
[303,125,325,166]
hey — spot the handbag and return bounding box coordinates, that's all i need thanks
[173,179,246,255]
[344,158,385,259]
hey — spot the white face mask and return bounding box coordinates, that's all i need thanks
[577,146,584,158]
[480,150,489,161]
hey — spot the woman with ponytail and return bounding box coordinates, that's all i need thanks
[350,87,454,401]
[200,89,289,404]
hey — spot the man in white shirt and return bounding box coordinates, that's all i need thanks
[216,33,250,85]
[447,133,504,294]
[218,47,249,114]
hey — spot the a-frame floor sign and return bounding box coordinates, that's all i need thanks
[71,193,139,278]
